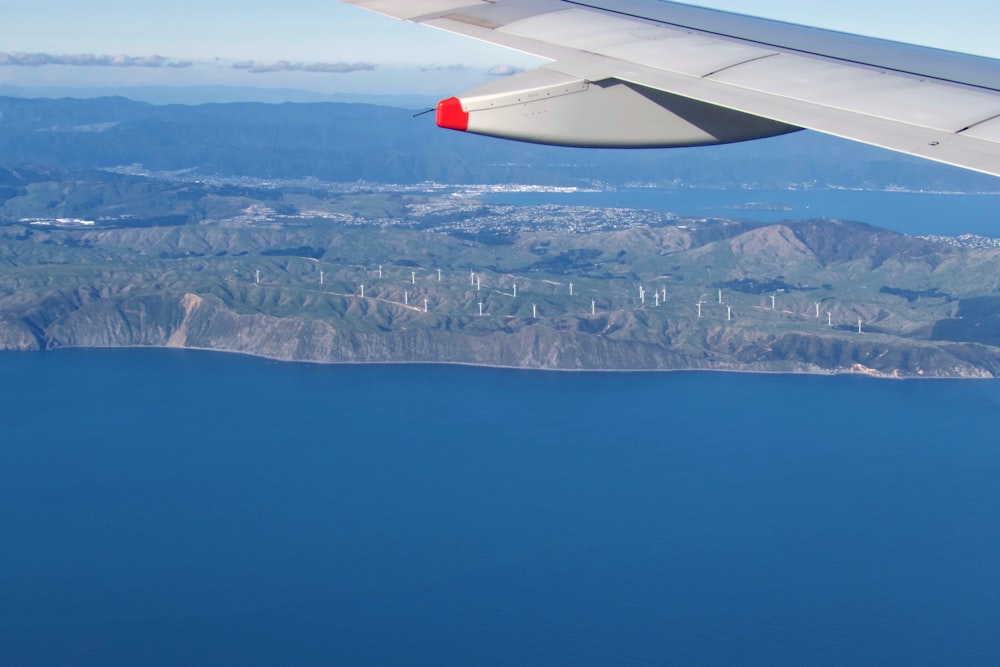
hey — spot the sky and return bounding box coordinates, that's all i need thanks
[0,1,998,100]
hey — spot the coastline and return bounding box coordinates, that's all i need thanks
[8,343,996,381]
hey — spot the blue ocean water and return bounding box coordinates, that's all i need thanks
[484,189,1000,237]
[1,349,998,666]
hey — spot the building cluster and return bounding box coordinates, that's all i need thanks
[919,233,1000,249]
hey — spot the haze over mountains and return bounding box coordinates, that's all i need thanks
[1,95,997,191]
[0,85,437,108]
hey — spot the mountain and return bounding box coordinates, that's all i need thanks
[1,95,998,190]
[3,95,1000,377]
[0,85,437,107]
[3,189,1000,377]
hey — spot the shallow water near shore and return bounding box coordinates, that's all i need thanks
[2,348,999,665]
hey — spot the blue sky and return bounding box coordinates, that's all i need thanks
[1,1,997,98]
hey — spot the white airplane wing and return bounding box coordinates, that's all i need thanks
[338,0,1000,177]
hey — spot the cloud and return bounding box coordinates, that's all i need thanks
[232,60,376,74]
[487,65,525,77]
[419,64,468,73]
[0,52,193,68]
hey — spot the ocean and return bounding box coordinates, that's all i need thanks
[2,349,998,665]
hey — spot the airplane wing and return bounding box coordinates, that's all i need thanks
[337,0,1000,177]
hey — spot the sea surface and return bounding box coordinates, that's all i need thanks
[2,349,999,666]
[484,188,1000,237]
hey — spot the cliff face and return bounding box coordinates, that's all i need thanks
[5,287,999,378]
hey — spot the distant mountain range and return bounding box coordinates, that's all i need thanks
[1,95,997,191]
[0,85,437,108]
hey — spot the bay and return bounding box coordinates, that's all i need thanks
[1,349,999,666]
[484,189,1000,237]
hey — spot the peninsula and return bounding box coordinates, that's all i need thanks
[3,96,1000,378]
[3,168,1000,378]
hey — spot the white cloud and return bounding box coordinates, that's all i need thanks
[232,60,376,74]
[0,52,193,68]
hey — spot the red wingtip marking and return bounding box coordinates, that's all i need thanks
[436,97,469,132]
